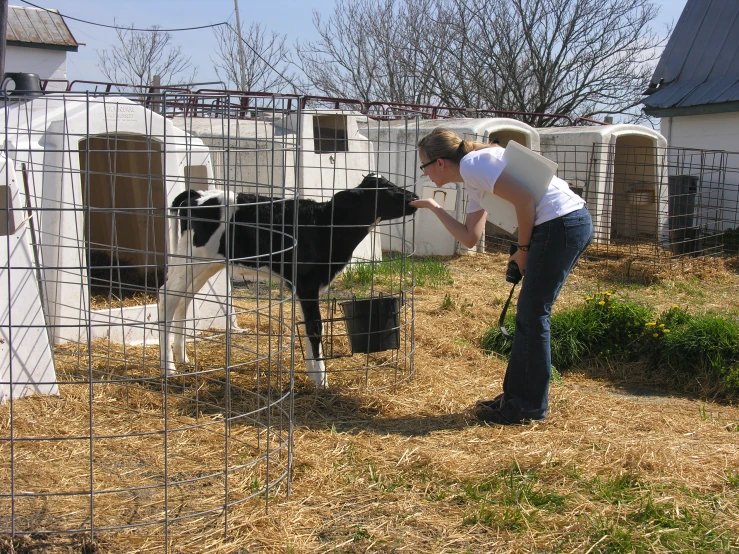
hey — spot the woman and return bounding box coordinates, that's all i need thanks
[410,128,592,425]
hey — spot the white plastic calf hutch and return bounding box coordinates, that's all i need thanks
[1,153,57,403]
[0,94,231,347]
[537,125,669,244]
[365,118,540,256]
[172,108,385,262]
[1,91,296,543]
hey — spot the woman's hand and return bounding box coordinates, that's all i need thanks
[409,198,441,210]
[510,248,528,274]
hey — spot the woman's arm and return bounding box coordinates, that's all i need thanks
[409,198,487,249]
[409,171,536,262]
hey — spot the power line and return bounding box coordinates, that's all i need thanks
[19,0,228,32]
[18,0,309,94]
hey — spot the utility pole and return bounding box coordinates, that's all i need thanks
[233,0,248,92]
[0,0,8,80]
[152,74,161,114]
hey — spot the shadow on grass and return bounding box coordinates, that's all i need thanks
[562,359,737,405]
[293,389,472,436]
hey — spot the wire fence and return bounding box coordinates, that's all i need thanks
[3,83,739,549]
[51,82,739,268]
[0,91,417,549]
[485,143,739,266]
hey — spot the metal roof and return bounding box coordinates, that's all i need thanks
[6,5,79,51]
[642,0,739,117]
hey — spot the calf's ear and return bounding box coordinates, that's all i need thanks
[359,174,378,189]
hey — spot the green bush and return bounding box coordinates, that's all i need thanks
[575,292,654,364]
[480,311,516,360]
[724,363,739,392]
[482,291,654,371]
[481,292,739,397]
[655,304,691,329]
[650,310,739,377]
[549,307,591,371]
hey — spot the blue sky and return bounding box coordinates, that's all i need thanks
[11,0,688,87]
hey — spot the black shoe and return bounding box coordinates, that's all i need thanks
[475,393,504,410]
[473,404,516,425]
[473,404,544,426]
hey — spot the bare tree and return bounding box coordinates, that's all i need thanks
[296,0,385,101]
[461,0,663,125]
[97,24,197,90]
[212,21,296,92]
[296,0,665,124]
[296,0,442,104]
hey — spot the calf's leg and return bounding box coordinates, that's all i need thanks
[159,260,221,375]
[299,297,327,388]
[158,277,181,376]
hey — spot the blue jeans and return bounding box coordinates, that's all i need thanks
[500,206,593,422]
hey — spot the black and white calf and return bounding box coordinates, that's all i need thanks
[158,174,418,387]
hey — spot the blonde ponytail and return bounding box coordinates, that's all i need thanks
[418,128,491,164]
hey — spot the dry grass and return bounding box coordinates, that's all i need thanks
[2,253,739,553]
[89,292,159,310]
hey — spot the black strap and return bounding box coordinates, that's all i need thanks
[499,282,517,337]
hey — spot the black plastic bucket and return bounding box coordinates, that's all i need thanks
[2,73,44,98]
[340,296,401,354]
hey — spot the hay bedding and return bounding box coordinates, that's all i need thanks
[2,252,739,552]
[2,334,291,552]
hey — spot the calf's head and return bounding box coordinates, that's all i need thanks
[352,173,419,221]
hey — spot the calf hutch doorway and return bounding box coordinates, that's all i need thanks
[79,135,167,298]
[538,124,668,248]
[610,134,661,241]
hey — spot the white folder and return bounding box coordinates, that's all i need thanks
[478,140,558,233]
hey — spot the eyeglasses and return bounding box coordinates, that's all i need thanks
[419,158,439,172]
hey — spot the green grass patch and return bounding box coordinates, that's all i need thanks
[340,253,452,292]
[659,277,707,297]
[589,472,643,504]
[460,464,567,529]
[481,291,739,398]
[413,255,453,288]
[385,457,737,551]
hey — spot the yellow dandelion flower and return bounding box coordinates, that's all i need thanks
[663,329,670,333]
[653,333,659,338]
[645,322,656,327]
[605,291,613,295]
[658,323,665,328]
[598,301,606,305]
[672,305,679,309]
